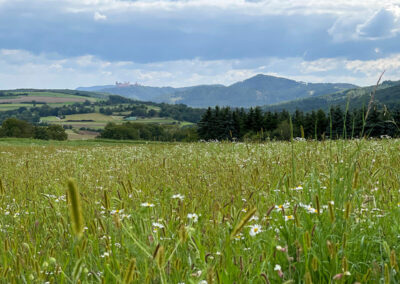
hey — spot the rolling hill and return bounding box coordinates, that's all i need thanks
[263,80,400,112]
[77,74,357,108]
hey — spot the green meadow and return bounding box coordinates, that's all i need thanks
[0,139,399,283]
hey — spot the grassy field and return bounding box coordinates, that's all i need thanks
[41,114,193,139]
[65,129,100,140]
[0,91,102,111]
[0,139,399,283]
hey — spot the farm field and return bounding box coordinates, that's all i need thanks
[0,91,102,111]
[41,113,191,125]
[41,113,194,139]
[0,139,399,283]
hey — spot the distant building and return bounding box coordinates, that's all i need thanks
[115,81,141,87]
[115,81,131,87]
[125,116,137,121]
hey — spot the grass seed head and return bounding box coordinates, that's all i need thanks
[67,179,84,238]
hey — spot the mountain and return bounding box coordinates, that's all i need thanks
[77,74,357,108]
[263,80,400,113]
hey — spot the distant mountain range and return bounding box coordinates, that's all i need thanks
[77,74,357,108]
[264,80,400,112]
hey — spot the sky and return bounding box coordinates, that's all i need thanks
[1,0,400,89]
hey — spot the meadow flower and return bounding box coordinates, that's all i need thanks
[249,224,262,236]
[284,215,294,221]
[249,215,259,222]
[187,213,199,223]
[275,202,290,211]
[306,206,319,214]
[172,194,184,200]
[274,264,283,278]
[233,233,244,241]
[291,185,303,191]
[152,222,164,232]
[141,202,155,207]
[276,245,287,252]
[110,209,124,215]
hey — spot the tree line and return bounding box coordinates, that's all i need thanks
[197,106,400,141]
[100,122,198,142]
[0,118,67,140]
[0,95,205,124]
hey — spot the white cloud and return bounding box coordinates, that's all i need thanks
[1,49,400,90]
[328,6,400,42]
[357,8,399,39]
[50,0,400,17]
[94,11,107,20]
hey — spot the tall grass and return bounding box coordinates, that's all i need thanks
[0,139,399,282]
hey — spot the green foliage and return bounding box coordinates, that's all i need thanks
[0,140,399,282]
[197,105,400,141]
[100,122,198,142]
[265,80,400,113]
[0,118,67,140]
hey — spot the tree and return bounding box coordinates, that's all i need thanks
[47,125,68,140]
[0,118,34,138]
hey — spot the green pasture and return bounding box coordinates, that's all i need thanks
[0,139,399,282]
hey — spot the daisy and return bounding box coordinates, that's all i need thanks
[187,213,199,223]
[249,224,262,236]
[284,215,294,221]
[172,194,184,200]
[141,202,155,207]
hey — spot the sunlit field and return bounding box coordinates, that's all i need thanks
[0,139,399,283]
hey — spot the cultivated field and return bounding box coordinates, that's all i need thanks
[0,91,100,111]
[0,139,399,283]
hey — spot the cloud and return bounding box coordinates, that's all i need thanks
[1,49,400,90]
[328,6,400,42]
[94,11,107,21]
[357,8,399,39]
[0,0,400,89]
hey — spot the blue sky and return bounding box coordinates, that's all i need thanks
[0,0,400,89]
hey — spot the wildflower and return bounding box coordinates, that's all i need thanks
[333,273,343,280]
[275,202,290,211]
[233,233,244,241]
[100,252,110,258]
[110,209,124,215]
[172,194,184,200]
[187,213,199,223]
[291,185,303,191]
[274,264,283,278]
[141,202,155,207]
[306,206,319,214]
[284,215,294,221]
[249,215,259,222]
[152,222,164,232]
[249,224,262,236]
[276,245,287,252]
[152,222,164,228]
